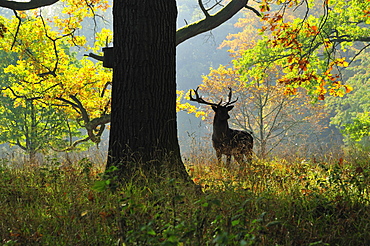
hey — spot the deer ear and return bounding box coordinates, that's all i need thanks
[227,106,234,111]
[212,106,217,111]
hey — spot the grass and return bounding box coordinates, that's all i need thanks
[0,149,369,245]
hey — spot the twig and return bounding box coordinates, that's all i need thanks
[10,10,21,50]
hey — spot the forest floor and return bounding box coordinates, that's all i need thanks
[1,149,369,245]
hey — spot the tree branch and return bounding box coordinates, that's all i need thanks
[245,5,261,17]
[176,0,249,46]
[84,52,104,61]
[52,135,91,152]
[10,10,21,50]
[68,95,110,144]
[52,113,109,151]
[0,0,60,10]
[198,0,210,18]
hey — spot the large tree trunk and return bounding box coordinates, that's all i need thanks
[107,0,190,182]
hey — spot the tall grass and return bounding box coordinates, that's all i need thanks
[1,147,369,245]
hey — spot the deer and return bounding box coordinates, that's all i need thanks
[189,87,253,168]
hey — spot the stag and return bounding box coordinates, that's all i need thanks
[190,87,253,167]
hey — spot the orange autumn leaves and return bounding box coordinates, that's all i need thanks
[238,0,368,100]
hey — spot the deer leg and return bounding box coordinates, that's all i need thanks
[215,150,222,166]
[234,154,244,166]
[233,154,247,173]
[245,150,252,164]
[226,155,231,168]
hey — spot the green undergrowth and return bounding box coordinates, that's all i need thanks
[0,153,369,245]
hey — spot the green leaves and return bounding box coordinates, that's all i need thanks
[326,53,370,145]
[0,11,112,153]
[236,0,370,99]
[343,112,370,142]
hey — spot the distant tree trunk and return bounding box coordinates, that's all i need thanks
[107,0,190,182]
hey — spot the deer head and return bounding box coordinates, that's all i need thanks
[189,87,238,121]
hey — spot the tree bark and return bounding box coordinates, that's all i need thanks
[107,0,189,182]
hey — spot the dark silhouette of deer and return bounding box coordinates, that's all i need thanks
[190,87,253,167]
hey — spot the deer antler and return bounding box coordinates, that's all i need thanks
[224,87,238,106]
[189,87,238,107]
[189,87,222,106]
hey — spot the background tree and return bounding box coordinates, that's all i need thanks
[327,53,370,149]
[0,97,83,162]
[192,0,370,160]
[192,9,330,159]
[0,36,85,161]
[0,13,112,151]
[198,63,328,159]
[235,0,370,99]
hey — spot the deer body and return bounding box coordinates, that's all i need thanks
[190,88,253,167]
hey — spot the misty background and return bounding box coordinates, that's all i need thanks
[0,0,353,163]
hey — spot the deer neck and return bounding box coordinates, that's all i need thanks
[213,118,230,140]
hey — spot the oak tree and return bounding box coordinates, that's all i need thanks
[0,0,254,183]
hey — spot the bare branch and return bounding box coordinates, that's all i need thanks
[176,0,248,45]
[100,81,111,97]
[86,114,111,130]
[198,0,210,18]
[207,0,224,12]
[69,94,90,123]
[39,13,77,77]
[0,0,60,10]
[68,95,111,144]
[84,52,104,61]
[245,5,261,17]
[54,97,80,113]
[0,86,41,100]
[52,135,91,152]
[10,10,21,50]
[347,43,370,67]
[53,114,109,151]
